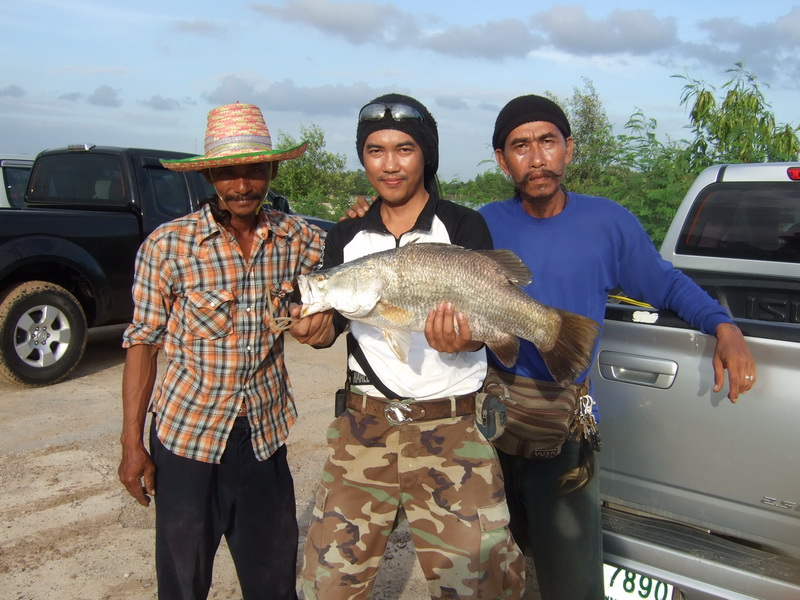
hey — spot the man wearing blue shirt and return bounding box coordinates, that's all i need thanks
[479,94,756,600]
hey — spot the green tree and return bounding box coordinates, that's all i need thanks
[441,168,513,208]
[675,62,800,165]
[549,78,621,191]
[614,110,697,245]
[272,124,358,220]
[540,87,696,247]
[346,169,375,196]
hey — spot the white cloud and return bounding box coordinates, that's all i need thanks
[251,0,415,45]
[140,95,182,111]
[535,7,677,55]
[775,6,800,42]
[58,92,82,102]
[681,9,800,85]
[0,85,25,98]
[435,96,469,110]
[422,20,544,60]
[202,74,381,117]
[172,19,227,38]
[88,85,122,108]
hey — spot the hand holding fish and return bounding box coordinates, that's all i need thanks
[288,303,336,347]
[425,302,482,354]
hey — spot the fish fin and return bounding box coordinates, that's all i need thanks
[477,249,533,286]
[383,330,412,363]
[539,309,601,386]
[376,302,417,327]
[487,335,520,368]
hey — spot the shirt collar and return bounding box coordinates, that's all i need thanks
[365,187,440,235]
[194,203,286,246]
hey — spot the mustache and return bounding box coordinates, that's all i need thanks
[223,192,264,202]
[379,174,408,183]
[521,169,562,183]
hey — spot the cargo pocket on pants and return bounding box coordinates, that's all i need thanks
[306,483,330,547]
[477,499,526,599]
[477,498,511,532]
[302,484,330,584]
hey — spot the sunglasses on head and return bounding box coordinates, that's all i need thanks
[358,102,425,124]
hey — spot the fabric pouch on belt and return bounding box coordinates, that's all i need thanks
[483,365,590,459]
[474,392,507,441]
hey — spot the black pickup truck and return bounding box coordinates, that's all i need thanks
[0,145,330,387]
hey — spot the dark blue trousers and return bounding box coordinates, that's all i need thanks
[150,417,299,600]
[498,440,605,600]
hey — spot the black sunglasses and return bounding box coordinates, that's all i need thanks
[358,102,425,124]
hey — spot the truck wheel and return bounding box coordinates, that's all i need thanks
[0,281,88,386]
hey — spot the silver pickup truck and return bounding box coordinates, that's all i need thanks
[594,163,800,599]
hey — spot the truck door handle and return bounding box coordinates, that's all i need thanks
[597,351,678,389]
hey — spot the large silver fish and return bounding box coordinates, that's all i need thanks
[297,243,599,385]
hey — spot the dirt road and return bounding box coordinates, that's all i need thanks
[0,326,536,599]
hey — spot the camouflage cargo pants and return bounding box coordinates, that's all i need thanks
[301,408,525,600]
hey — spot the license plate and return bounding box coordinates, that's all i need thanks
[604,564,675,600]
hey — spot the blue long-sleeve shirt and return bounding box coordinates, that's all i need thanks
[479,192,733,383]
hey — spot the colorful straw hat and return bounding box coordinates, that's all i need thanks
[161,103,308,172]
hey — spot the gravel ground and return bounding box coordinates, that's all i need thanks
[0,325,537,599]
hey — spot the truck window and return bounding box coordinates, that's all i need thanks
[143,168,192,218]
[3,164,31,208]
[28,154,125,208]
[677,182,800,263]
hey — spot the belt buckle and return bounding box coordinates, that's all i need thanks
[384,402,413,425]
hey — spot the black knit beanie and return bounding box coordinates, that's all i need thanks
[356,93,439,183]
[492,94,571,150]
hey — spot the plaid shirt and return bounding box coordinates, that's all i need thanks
[123,204,324,463]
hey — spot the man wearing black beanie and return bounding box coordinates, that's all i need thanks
[479,94,754,600]
[491,94,571,151]
[291,93,525,600]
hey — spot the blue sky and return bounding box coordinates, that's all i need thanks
[2,1,798,181]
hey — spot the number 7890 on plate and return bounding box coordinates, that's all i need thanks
[603,564,675,600]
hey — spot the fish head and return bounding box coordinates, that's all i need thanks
[298,268,383,320]
[297,273,333,317]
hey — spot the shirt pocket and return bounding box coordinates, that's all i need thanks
[185,289,234,339]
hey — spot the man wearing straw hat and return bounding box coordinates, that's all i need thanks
[118,102,324,600]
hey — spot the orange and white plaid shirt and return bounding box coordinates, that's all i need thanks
[123,204,324,463]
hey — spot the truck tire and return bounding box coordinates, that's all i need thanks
[0,281,88,386]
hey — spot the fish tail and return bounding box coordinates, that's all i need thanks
[539,309,600,386]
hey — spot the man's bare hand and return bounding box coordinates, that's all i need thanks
[118,444,156,507]
[424,302,482,354]
[288,304,336,347]
[712,322,756,403]
[340,195,372,221]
